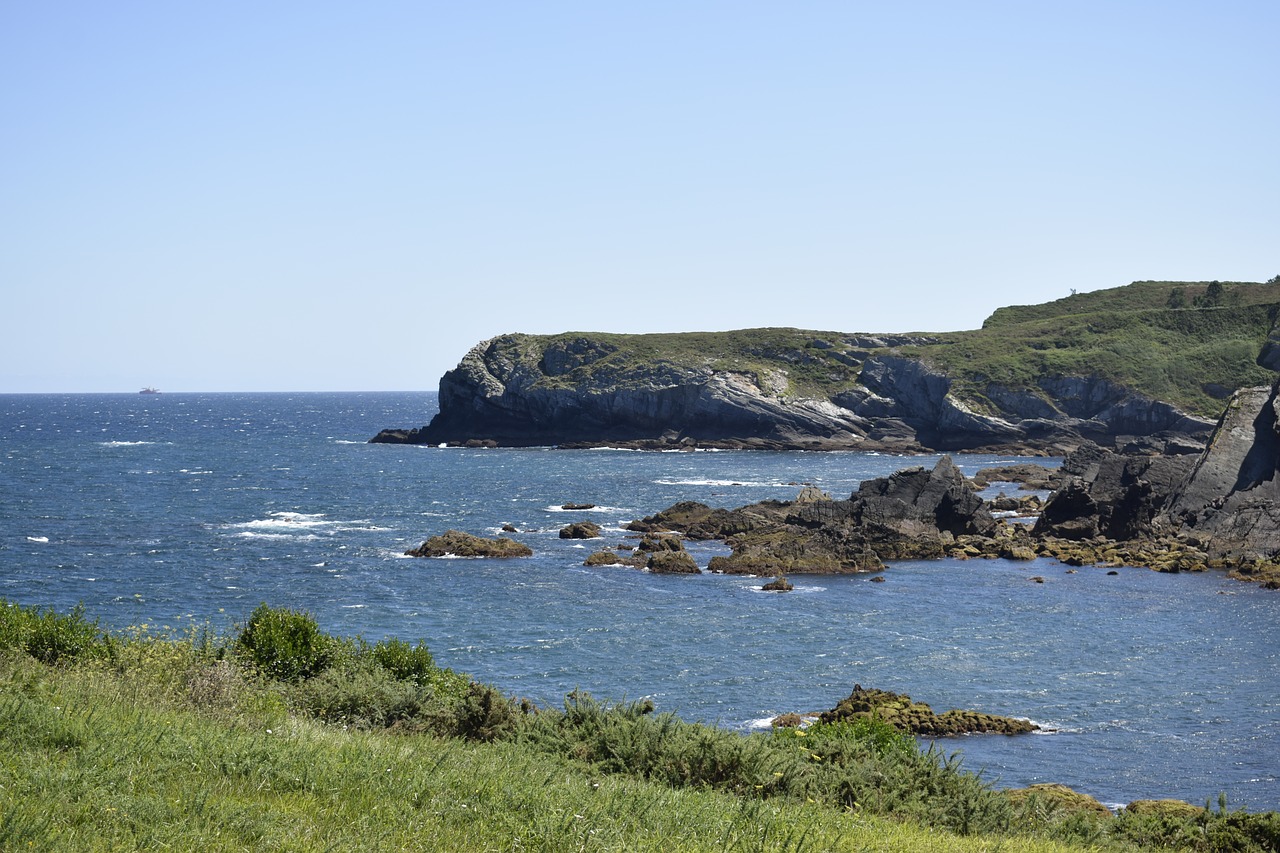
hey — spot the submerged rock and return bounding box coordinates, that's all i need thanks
[405,530,533,558]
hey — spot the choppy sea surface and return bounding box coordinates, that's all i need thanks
[2,391,1277,810]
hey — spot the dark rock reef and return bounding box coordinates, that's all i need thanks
[630,456,1027,577]
[405,530,533,559]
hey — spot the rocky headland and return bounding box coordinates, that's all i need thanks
[373,280,1279,454]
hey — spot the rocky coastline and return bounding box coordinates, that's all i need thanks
[372,282,1280,455]
[403,367,1280,587]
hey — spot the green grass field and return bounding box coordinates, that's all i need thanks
[3,601,1277,851]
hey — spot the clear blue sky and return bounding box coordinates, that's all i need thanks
[3,2,1276,392]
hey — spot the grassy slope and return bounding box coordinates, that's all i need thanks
[1,650,1082,853]
[499,281,1279,417]
[8,602,1280,851]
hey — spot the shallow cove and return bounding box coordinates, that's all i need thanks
[1,391,1276,810]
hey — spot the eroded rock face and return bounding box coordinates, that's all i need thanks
[370,330,1217,453]
[405,530,533,558]
[1029,379,1280,583]
[1159,382,1280,564]
[1033,445,1196,542]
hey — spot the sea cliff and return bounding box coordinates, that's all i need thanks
[374,280,1279,454]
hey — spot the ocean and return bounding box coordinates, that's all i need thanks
[2,391,1277,811]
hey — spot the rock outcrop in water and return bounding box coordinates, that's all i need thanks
[405,530,533,558]
[818,685,1038,736]
[630,456,1031,576]
[1032,375,1280,585]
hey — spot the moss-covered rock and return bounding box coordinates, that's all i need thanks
[818,685,1037,736]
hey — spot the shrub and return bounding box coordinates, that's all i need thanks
[371,637,435,683]
[288,659,432,729]
[234,603,335,682]
[454,682,523,742]
[0,599,113,664]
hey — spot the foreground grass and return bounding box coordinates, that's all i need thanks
[0,652,1081,853]
[3,601,1276,852]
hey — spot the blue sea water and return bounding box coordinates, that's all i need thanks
[2,391,1277,811]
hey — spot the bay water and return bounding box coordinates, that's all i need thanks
[2,391,1276,810]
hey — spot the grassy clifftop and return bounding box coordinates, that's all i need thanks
[495,280,1278,418]
[915,280,1280,416]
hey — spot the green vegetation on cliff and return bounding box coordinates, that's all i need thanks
[915,280,1280,416]
[485,280,1278,418]
[5,600,1279,851]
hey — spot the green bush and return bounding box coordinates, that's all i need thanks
[288,658,433,729]
[371,637,435,683]
[454,682,524,742]
[234,603,335,682]
[0,600,113,664]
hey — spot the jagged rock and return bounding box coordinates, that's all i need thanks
[1027,377,1280,583]
[625,501,758,540]
[406,530,533,558]
[636,534,685,553]
[971,463,1062,491]
[761,576,794,592]
[1034,446,1196,542]
[1159,382,1280,564]
[818,685,1037,736]
[561,503,596,510]
[559,521,602,539]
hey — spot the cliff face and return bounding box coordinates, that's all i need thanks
[372,332,1212,453]
[373,281,1280,453]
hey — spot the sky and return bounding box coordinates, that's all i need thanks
[2,2,1277,393]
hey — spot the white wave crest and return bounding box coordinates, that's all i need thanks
[27,536,49,543]
[100,440,154,447]
[653,478,788,487]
